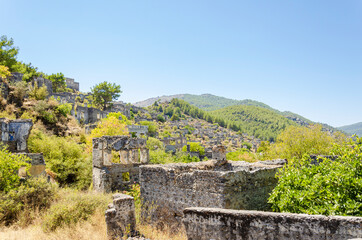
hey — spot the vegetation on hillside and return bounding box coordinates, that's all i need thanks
[156,98,295,141]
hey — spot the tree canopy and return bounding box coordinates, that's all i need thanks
[90,81,122,110]
[48,72,66,92]
[0,35,19,72]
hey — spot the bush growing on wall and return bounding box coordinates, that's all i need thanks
[268,136,362,216]
[28,129,91,189]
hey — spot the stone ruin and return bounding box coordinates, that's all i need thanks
[127,125,149,137]
[92,136,150,192]
[183,208,362,240]
[65,77,79,92]
[0,118,46,177]
[161,136,186,154]
[105,194,136,239]
[140,156,287,225]
[0,118,33,153]
[104,143,362,239]
[76,105,109,124]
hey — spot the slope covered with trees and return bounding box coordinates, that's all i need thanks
[159,99,295,141]
[338,122,362,136]
[210,105,296,141]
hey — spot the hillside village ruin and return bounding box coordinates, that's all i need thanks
[2,72,362,240]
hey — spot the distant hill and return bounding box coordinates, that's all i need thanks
[338,122,362,136]
[135,93,338,133]
[158,98,296,141]
[134,93,272,111]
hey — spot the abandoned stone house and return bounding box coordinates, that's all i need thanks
[0,118,46,177]
[92,136,149,192]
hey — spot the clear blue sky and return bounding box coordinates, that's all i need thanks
[1,0,361,127]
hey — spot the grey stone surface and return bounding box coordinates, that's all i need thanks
[65,77,79,92]
[0,118,33,152]
[140,159,286,224]
[127,125,149,137]
[182,207,362,240]
[106,194,136,239]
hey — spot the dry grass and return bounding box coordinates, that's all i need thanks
[0,209,107,240]
[138,223,187,240]
[0,213,187,240]
[0,188,187,240]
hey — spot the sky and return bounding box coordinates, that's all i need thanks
[1,0,361,127]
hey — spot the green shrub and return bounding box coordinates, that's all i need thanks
[0,178,57,226]
[156,114,165,122]
[0,148,30,192]
[182,142,205,155]
[140,121,158,137]
[264,125,347,160]
[42,190,110,232]
[147,137,164,151]
[28,82,48,100]
[226,148,257,162]
[56,103,72,117]
[28,129,92,189]
[149,149,175,164]
[149,149,199,164]
[268,136,362,216]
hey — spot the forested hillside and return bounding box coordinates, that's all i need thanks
[160,99,295,141]
[210,105,296,141]
[338,122,362,136]
[136,93,342,133]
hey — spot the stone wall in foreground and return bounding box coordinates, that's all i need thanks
[140,159,286,223]
[105,194,136,239]
[182,207,362,240]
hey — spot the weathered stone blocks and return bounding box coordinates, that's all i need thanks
[106,194,136,239]
[182,207,362,240]
[140,159,286,224]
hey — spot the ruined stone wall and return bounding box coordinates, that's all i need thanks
[105,194,136,239]
[140,159,285,222]
[127,125,149,137]
[33,76,53,95]
[93,136,149,192]
[182,208,362,240]
[18,153,46,177]
[76,106,109,124]
[65,77,79,92]
[0,118,33,152]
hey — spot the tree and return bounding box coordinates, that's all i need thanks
[0,65,11,80]
[263,125,347,160]
[48,73,66,92]
[0,35,19,71]
[90,81,121,110]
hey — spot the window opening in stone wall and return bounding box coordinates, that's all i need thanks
[122,172,130,182]
[111,150,120,163]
